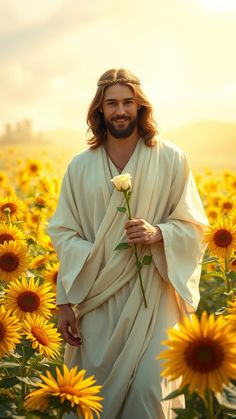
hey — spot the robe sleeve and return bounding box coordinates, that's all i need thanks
[47,163,93,305]
[151,150,209,313]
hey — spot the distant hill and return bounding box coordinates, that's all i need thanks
[43,121,236,170]
[161,121,236,171]
[1,120,235,171]
[43,129,86,146]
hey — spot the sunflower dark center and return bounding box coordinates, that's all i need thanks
[223,202,233,210]
[31,214,40,223]
[208,210,217,217]
[36,199,46,207]
[17,291,40,312]
[0,253,19,272]
[0,234,14,245]
[185,337,224,372]
[1,203,17,214]
[0,321,6,341]
[30,164,38,172]
[214,229,232,247]
[60,385,78,396]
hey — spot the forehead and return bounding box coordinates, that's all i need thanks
[103,84,134,101]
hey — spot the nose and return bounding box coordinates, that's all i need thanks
[116,103,126,116]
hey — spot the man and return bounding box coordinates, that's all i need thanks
[48,68,208,418]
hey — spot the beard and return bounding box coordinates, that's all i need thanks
[104,116,138,139]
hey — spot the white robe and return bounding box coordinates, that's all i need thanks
[48,138,208,419]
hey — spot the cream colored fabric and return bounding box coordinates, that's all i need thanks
[48,138,208,418]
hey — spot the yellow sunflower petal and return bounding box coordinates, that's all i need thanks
[158,311,236,398]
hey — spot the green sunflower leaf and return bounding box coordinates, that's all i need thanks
[114,242,130,250]
[0,376,20,389]
[162,385,189,401]
[116,207,127,213]
[173,406,199,418]
[142,255,152,265]
[201,257,219,265]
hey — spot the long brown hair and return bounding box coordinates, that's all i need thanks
[86,68,158,149]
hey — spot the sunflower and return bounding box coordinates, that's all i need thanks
[229,176,236,193]
[25,159,42,177]
[38,234,55,252]
[23,313,62,359]
[0,241,27,282]
[203,217,236,258]
[205,206,220,223]
[25,364,103,418]
[230,209,236,225]
[0,305,22,358]
[44,263,59,291]
[0,196,25,222]
[0,171,7,186]
[0,223,27,246]
[206,262,218,273]
[24,211,46,230]
[158,311,236,397]
[4,277,56,320]
[223,171,236,193]
[229,258,236,272]
[203,178,219,194]
[208,192,223,207]
[37,176,55,195]
[30,255,49,270]
[2,186,16,197]
[219,197,234,215]
[34,194,48,208]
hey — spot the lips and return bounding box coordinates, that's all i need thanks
[112,118,129,122]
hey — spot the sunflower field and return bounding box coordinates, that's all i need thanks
[0,145,236,418]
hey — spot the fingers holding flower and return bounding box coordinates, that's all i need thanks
[111,173,149,308]
[125,219,163,245]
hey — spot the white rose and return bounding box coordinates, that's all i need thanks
[111,173,132,191]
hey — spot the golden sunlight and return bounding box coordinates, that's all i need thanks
[201,0,236,12]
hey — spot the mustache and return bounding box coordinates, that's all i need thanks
[111,116,130,121]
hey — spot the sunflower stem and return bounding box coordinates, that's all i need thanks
[124,190,147,308]
[20,345,27,411]
[77,406,84,418]
[26,355,40,376]
[35,207,42,238]
[203,388,214,419]
[3,208,11,224]
[214,405,223,419]
[58,406,64,419]
[224,256,232,297]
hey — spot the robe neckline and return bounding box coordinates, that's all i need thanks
[102,137,142,177]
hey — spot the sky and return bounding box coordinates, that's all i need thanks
[0,0,236,134]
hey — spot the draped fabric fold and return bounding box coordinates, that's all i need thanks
[48,138,208,418]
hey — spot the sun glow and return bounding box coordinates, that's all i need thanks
[201,0,236,12]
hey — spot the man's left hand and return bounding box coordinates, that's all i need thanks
[125,219,163,245]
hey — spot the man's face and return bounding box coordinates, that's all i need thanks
[100,84,140,139]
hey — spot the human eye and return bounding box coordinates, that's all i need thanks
[125,99,135,105]
[106,100,116,107]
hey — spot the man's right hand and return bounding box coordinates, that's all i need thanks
[57,304,82,346]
